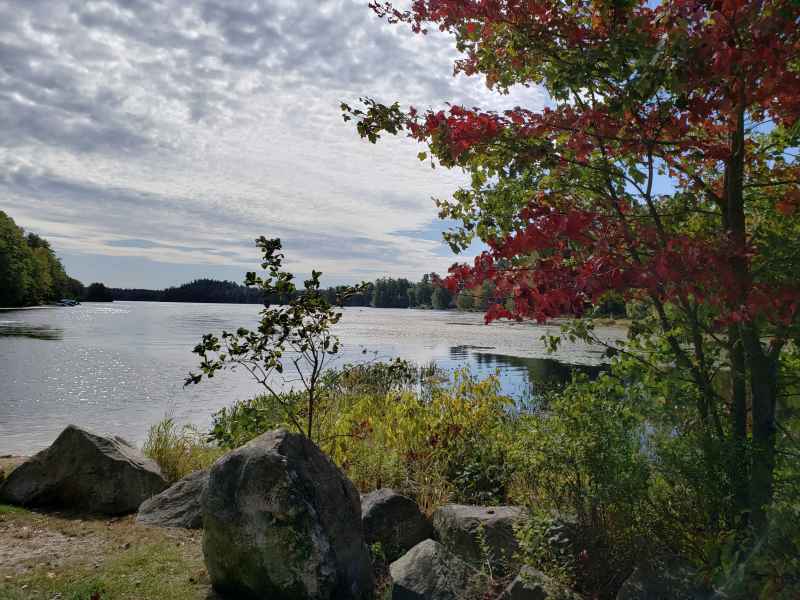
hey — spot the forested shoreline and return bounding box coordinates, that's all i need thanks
[0,211,84,308]
[110,274,460,309]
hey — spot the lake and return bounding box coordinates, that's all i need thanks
[0,302,626,454]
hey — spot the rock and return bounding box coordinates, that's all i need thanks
[498,566,581,600]
[390,539,484,600]
[616,558,713,600]
[202,429,373,600]
[432,504,525,574]
[0,425,167,514]
[362,489,433,561]
[136,469,207,529]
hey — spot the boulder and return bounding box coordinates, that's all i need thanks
[202,429,374,600]
[0,425,167,514]
[498,566,581,600]
[362,489,433,561]
[432,504,525,574]
[390,539,484,600]
[136,469,207,529]
[616,559,713,600]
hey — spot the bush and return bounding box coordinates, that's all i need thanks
[208,391,304,449]
[143,418,224,483]
[508,374,654,598]
[324,368,514,511]
[207,359,442,450]
[706,502,800,599]
[201,356,800,599]
[207,362,514,512]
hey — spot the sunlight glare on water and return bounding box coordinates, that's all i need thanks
[0,302,625,454]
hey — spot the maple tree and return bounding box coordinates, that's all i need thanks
[345,0,800,530]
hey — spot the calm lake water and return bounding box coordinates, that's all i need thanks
[0,302,625,454]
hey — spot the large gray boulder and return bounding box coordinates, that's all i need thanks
[136,469,207,529]
[0,425,167,514]
[362,489,433,561]
[432,504,525,574]
[202,429,374,600]
[390,539,484,600]
[498,566,581,600]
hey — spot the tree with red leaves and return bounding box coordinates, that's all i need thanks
[344,0,800,531]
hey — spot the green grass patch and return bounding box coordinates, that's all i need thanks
[0,504,28,516]
[0,540,210,600]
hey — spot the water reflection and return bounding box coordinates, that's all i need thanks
[0,321,63,340]
[448,345,606,403]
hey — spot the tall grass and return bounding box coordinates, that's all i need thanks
[143,418,224,483]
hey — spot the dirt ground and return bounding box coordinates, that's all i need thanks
[0,504,216,600]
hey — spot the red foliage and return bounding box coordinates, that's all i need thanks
[370,0,800,331]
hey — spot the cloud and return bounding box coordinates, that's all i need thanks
[0,0,546,287]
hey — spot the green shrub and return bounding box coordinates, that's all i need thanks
[207,359,442,450]
[143,418,224,483]
[208,391,304,449]
[207,363,514,512]
[508,374,654,598]
[324,368,514,511]
[706,502,800,599]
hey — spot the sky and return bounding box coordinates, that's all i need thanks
[0,0,546,289]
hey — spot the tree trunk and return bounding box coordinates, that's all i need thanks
[729,325,749,528]
[744,332,778,530]
[725,90,777,529]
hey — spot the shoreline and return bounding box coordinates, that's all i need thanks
[0,306,60,312]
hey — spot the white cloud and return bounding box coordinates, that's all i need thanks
[0,0,546,287]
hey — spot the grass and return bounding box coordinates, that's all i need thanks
[0,504,27,516]
[142,418,224,483]
[0,542,207,600]
[0,505,214,600]
[0,457,26,484]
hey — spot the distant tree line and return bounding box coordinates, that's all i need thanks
[112,279,266,304]
[0,211,84,307]
[110,273,460,310]
[364,274,455,309]
[114,273,629,317]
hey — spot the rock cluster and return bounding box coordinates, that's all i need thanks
[3,425,705,600]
